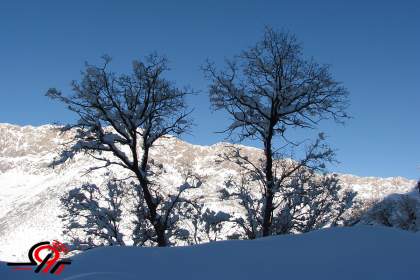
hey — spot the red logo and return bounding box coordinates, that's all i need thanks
[7,240,72,275]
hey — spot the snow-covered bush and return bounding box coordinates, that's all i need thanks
[185,206,231,244]
[359,193,420,231]
[60,164,231,249]
[221,167,355,238]
[341,198,379,226]
[60,177,127,250]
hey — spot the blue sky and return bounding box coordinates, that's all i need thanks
[0,0,419,179]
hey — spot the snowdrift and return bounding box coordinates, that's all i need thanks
[1,225,419,280]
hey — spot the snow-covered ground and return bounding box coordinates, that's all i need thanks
[1,225,419,280]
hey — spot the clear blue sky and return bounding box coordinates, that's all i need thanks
[0,0,419,179]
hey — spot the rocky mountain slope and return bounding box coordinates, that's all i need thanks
[0,123,416,261]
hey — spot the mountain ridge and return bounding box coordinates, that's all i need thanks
[0,122,414,180]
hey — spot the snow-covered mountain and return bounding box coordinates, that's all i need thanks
[0,123,416,261]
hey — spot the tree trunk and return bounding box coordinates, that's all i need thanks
[136,144,167,247]
[262,126,274,237]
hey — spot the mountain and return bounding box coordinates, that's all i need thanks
[0,123,416,261]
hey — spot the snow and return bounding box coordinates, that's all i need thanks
[0,124,419,278]
[0,123,417,261]
[1,226,419,279]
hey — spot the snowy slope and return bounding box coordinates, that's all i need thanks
[0,123,416,261]
[1,226,420,280]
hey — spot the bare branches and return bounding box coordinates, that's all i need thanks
[47,54,192,169]
[48,53,194,247]
[203,27,349,142]
[204,27,352,237]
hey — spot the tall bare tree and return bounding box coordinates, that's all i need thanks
[204,27,350,237]
[47,53,193,246]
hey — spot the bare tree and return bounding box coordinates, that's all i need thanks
[47,53,193,246]
[204,27,351,237]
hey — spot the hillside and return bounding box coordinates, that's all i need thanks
[0,123,416,261]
